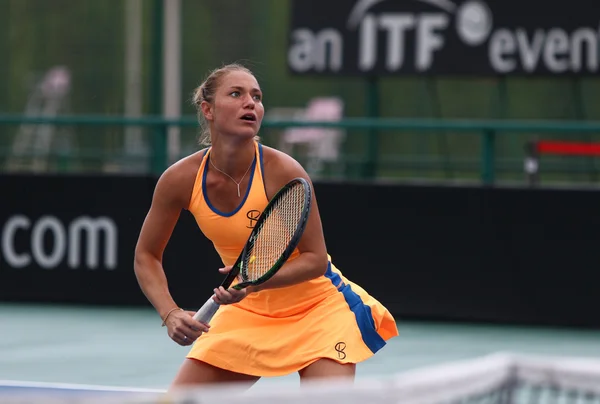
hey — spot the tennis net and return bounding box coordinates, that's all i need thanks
[2,352,600,404]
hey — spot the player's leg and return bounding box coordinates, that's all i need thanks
[170,358,260,390]
[298,358,355,385]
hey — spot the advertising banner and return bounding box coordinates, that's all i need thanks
[2,175,600,328]
[288,0,600,75]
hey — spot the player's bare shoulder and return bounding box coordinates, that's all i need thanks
[260,145,310,196]
[261,144,305,176]
[155,149,206,209]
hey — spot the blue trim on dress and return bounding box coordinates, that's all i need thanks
[324,262,387,354]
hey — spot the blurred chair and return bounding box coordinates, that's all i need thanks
[275,97,345,177]
[6,66,72,172]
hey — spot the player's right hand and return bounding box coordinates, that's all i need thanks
[165,309,210,346]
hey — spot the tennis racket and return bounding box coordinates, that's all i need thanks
[193,177,312,324]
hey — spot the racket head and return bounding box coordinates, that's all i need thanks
[231,177,312,289]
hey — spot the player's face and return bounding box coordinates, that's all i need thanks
[211,71,264,139]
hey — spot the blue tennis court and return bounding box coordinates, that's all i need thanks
[2,302,600,395]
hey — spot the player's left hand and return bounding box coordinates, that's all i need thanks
[211,266,249,305]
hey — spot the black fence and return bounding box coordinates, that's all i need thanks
[1,174,599,328]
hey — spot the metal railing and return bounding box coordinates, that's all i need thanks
[2,114,600,185]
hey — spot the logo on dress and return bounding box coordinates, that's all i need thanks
[246,210,261,228]
[335,342,347,360]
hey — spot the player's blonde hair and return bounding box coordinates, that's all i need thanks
[192,63,261,146]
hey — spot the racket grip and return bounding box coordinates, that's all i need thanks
[193,296,221,324]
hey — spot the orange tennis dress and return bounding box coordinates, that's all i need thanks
[186,142,398,377]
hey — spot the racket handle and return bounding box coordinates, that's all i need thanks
[193,296,221,324]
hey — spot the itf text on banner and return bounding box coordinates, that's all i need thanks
[287,0,600,76]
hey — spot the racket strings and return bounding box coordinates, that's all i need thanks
[243,184,307,281]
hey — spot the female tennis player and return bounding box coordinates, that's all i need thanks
[134,63,398,389]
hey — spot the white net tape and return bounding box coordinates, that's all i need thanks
[2,352,600,404]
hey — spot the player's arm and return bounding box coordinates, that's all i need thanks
[133,161,209,335]
[252,150,329,291]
